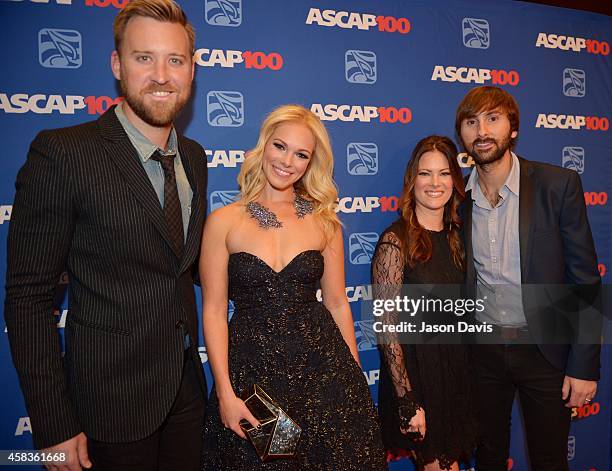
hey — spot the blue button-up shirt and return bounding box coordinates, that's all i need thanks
[466,153,526,327]
[115,104,192,240]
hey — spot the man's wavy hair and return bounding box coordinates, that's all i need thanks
[113,0,195,55]
[455,86,520,150]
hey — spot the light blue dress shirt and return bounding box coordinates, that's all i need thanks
[466,153,526,327]
[115,104,192,240]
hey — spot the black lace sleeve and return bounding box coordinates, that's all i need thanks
[372,231,422,423]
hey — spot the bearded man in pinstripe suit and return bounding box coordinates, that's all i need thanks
[4,2,208,470]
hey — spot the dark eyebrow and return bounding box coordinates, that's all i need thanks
[419,167,450,171]
[272,138,312,155]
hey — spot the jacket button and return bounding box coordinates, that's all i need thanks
[175,320,184,329]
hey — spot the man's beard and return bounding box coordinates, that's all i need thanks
[469,132,513,165]
[120,80,190,127]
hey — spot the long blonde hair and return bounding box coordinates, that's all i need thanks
[237,104,340,241]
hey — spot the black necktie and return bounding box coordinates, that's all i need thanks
[150,150,184,258]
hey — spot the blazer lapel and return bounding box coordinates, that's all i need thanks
[518,157,535,281]
[97,107,173,254]
[178,137,204,273]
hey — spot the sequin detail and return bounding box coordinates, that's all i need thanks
[246,201,282,229]
[201,250,386,470]
[294,193,314,219]
[246,193,314,230]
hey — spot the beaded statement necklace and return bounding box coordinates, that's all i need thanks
[246,191,314,229]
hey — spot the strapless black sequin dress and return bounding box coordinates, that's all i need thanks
[201,250,386,470]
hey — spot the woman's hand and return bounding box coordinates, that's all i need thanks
[218,394,260,439]
[401,407,426,440]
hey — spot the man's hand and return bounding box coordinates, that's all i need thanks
[43,432,91,471]
[562,375,597,408]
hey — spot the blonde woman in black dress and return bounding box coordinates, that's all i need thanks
[200,105,385,469]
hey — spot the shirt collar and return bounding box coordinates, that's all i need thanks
[114,103,178,163]
[465,152,520,200]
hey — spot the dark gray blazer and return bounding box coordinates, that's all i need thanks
[4,106,208,449]
[462,156,601,381]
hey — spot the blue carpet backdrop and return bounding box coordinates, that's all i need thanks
[0,1,610,469]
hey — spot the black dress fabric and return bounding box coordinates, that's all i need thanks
[201,250,386,470]
[372,222,478,470]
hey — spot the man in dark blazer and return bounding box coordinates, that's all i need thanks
[456,86,601,471]
[4,1,207,470]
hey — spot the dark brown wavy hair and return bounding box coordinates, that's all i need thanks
[455,86,520,150]
[394,135,466,270]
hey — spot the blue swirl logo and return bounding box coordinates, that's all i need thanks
[355,320,377,351]
[347,143,378,175]
[205,0,242,27]
[562,147,584,174]
[348,232,379,265]
[345,50,377,84]
[207,91,244,127]
[563,68,585,97]
[209,190,239,211]
[38,29,82,69]
[462,18,490,49]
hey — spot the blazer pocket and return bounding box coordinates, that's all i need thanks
[70,315,131,336]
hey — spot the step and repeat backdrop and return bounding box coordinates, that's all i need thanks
[1,0,610,469]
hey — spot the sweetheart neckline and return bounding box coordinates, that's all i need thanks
[229,249,322,274]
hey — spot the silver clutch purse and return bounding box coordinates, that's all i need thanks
[238,384,302,462]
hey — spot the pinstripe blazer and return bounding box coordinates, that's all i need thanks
[4,106,208,449]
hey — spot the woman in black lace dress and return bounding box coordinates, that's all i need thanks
[199,105,385,469]
[371,136,478,470]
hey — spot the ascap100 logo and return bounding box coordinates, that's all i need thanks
[571,401,600,421]
[311,104,411,124]
[54,308,68,328]
[195,49,283,70]
[206,149,245,168]
[209,190,239,211]
[457,153,475,168]
[348,232,379,265]
[5,0,71,4]
[306,8,410,34]
[0,93,122,114]
[345,50,377,84]
[562,147,584,174]
[39,29,82,69]
[432,66,519,86]
[15,417,32,436]
[198,346,208,364]
[536,33,609,55]
[205,0,242,27]
[336,196,398,214]
[462,18,490,49]
[563,68,585,97]
[535,114,608,131]
[316,285,372,304]
[0,205,12,224]
[364,369,380,386]
[347,143,378,175]
[206,91,244,127]
[584,192,607,206]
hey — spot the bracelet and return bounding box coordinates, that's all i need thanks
[397,392,421,430]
